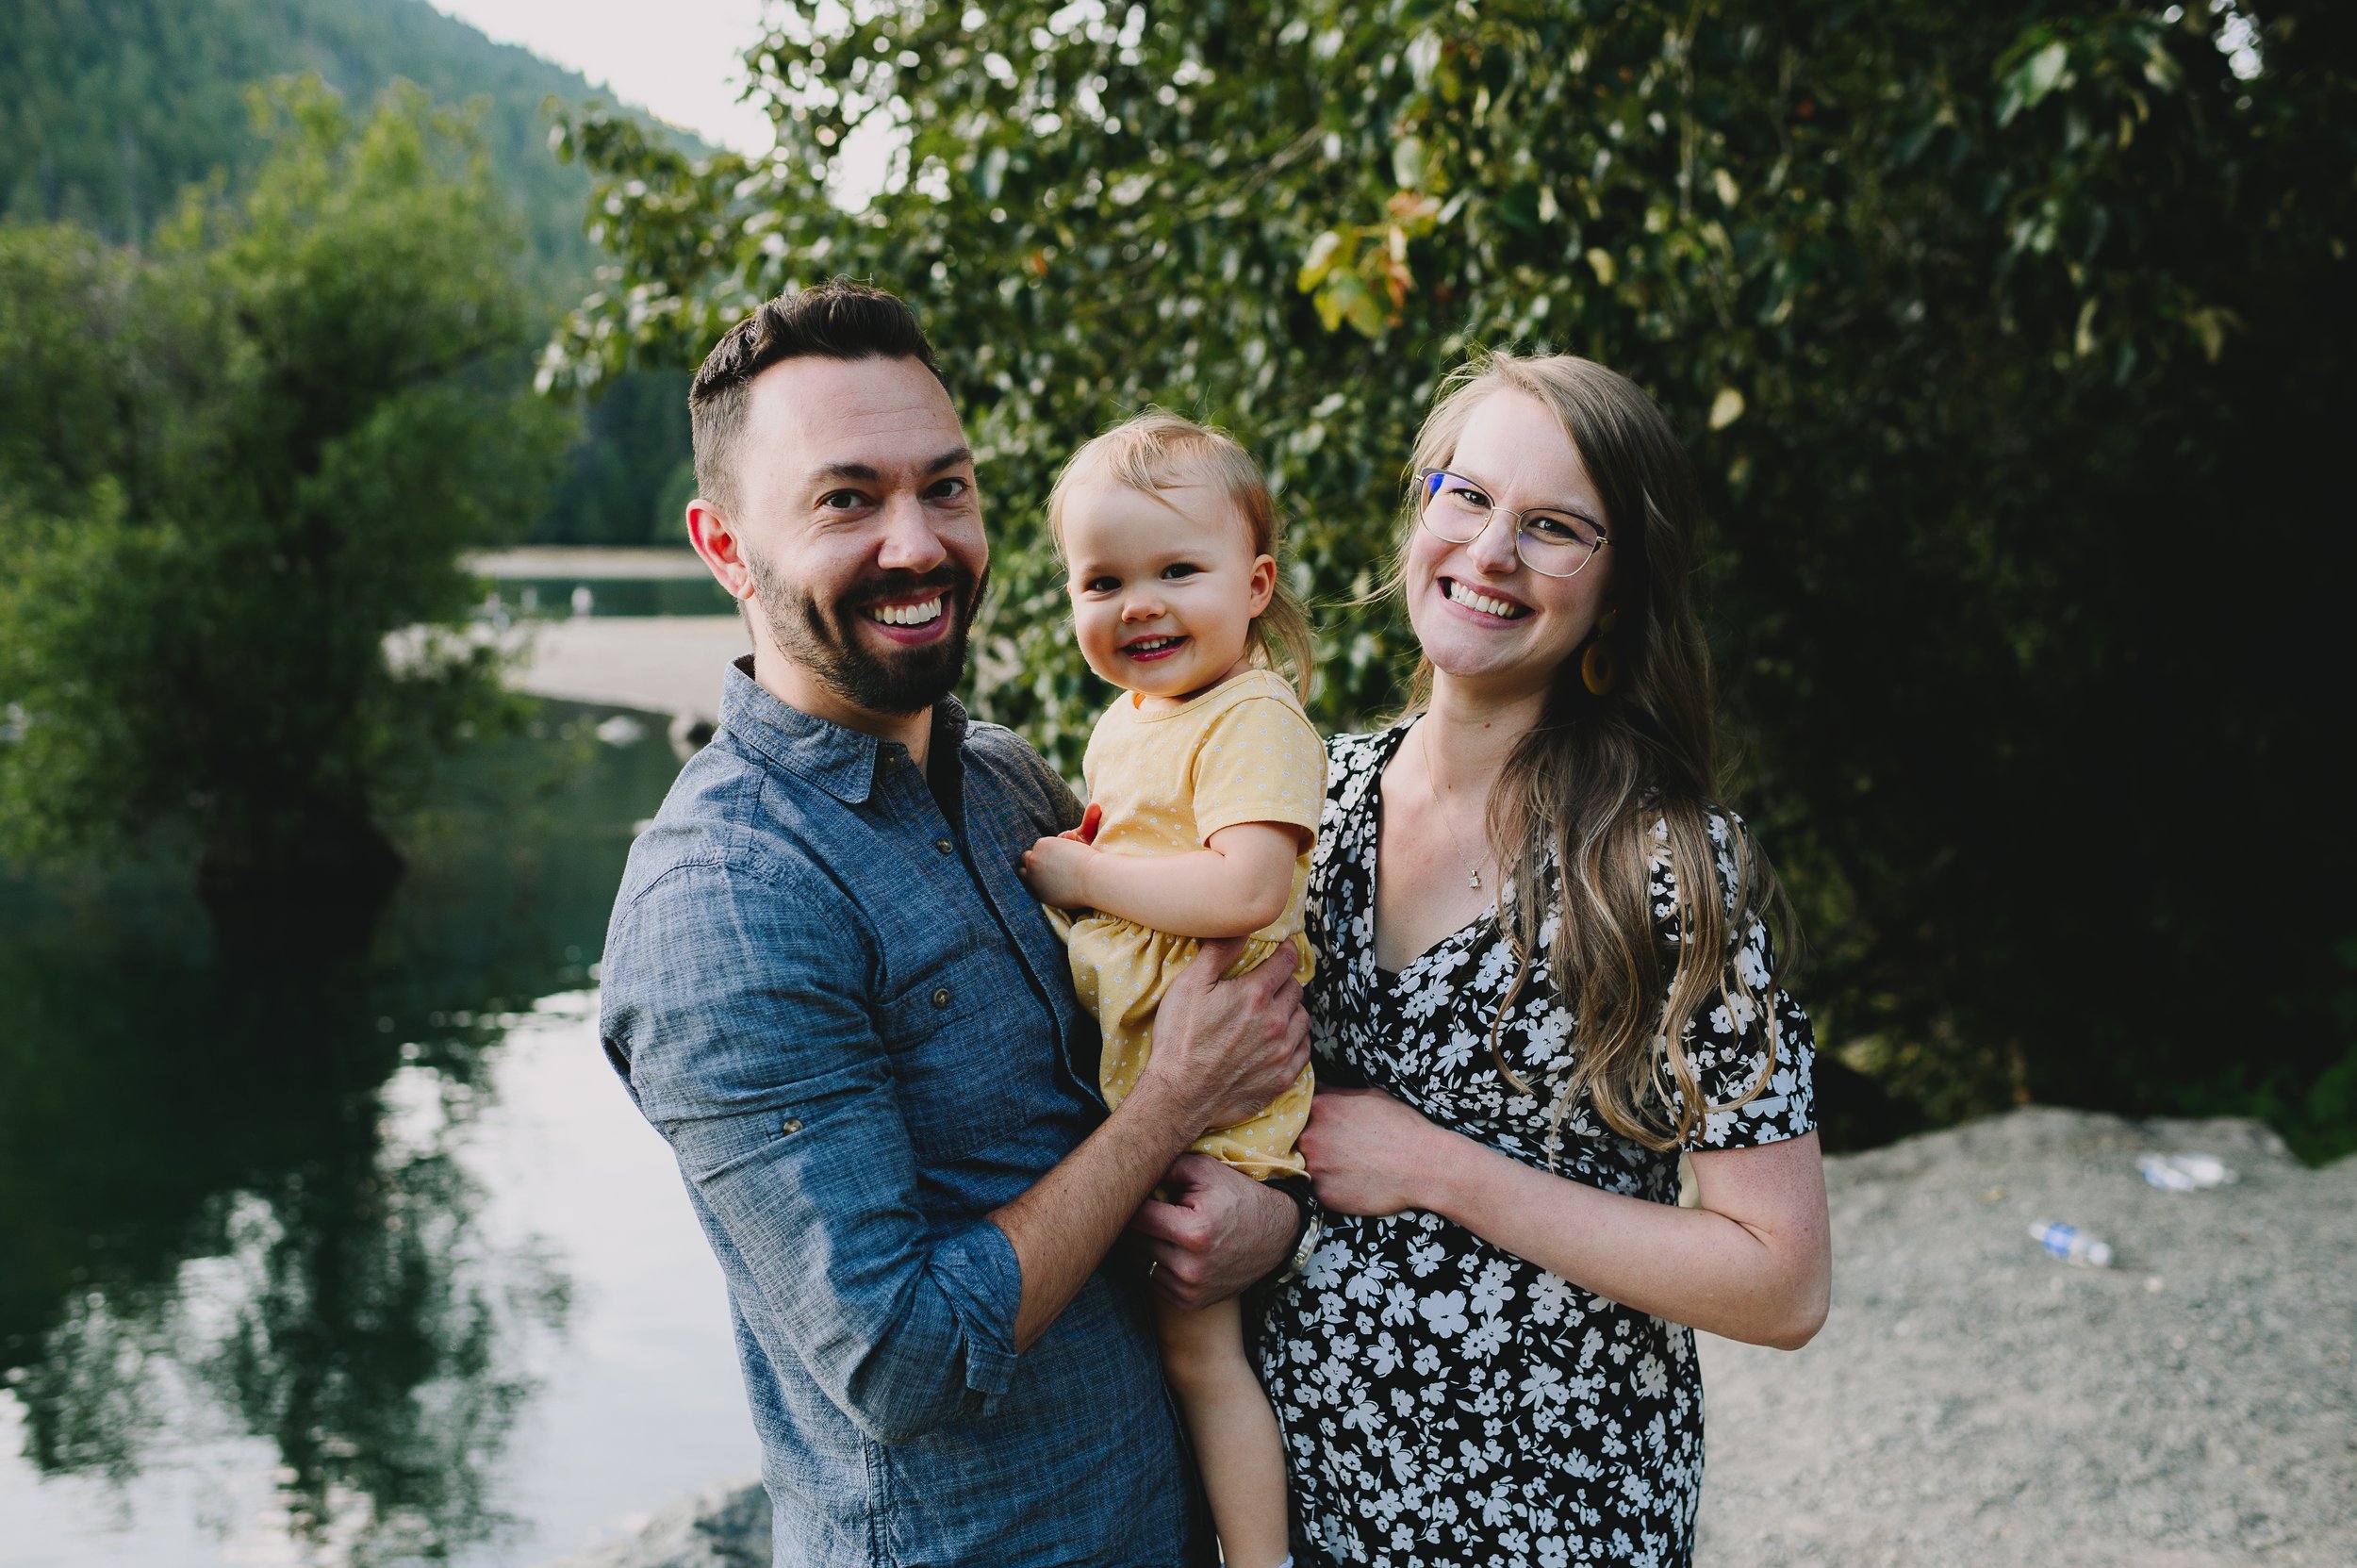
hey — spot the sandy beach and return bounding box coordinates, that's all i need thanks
[499,615,750,723]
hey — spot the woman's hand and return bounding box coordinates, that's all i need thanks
[1299,1085,1451,1216]
[1019,833,1096,909]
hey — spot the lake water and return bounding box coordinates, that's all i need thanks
[0,703,756,1567]
[477,577,736,620]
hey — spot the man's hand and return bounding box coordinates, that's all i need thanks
[989,935,1305,1351]
[1019,833,1098,909]
[1140,935,1310,1132]
[1129,1153,1301,1310]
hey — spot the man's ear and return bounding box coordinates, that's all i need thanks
[687,498,755,602]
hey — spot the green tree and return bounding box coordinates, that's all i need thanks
[547,1,2354,1149]
[0,0,702,550]
[0,77,576,929]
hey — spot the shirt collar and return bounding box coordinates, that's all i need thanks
[717,655,969,805]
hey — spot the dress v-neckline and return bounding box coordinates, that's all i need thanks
[1365,719,1497,988]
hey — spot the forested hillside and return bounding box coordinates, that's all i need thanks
[1,0,698,544]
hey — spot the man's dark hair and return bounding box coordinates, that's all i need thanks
[688,277,946,511]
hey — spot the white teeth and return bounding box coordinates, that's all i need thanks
[868,595,946,626]
[1445,581,1527,619]
[1126,636,1183,654]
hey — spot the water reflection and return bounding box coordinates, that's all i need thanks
[0,703,684,1564]
[474,576,736,621]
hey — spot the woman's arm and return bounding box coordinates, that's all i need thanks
[1020,821,1303,939]
[1299,1086,1830,1349]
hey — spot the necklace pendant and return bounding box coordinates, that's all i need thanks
[1468,869,1482,889]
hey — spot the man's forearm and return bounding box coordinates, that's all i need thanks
[988,1072,1207,1350]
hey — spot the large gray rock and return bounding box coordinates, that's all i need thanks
[1696,1107,2357,1567]
[539,1477,768,1568]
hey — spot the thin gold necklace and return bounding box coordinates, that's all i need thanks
[1419,723,1489,891]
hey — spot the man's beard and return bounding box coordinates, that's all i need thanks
[744,551,983,718]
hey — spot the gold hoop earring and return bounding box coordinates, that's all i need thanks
[1580,608,1620,697]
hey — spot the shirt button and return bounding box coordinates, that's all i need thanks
[931,986,952,1009]
[780,1116,803,1135]
[934,837,954,854]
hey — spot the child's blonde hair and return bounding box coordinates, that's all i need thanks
[1047,410,1315,701]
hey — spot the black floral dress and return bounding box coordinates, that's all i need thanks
[1260,723,1818,1568]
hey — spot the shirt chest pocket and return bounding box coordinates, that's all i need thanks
[873,955,1036,1161]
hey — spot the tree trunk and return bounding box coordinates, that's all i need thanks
[197,806,405,967]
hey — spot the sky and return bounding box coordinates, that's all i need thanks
[428,0,778,154]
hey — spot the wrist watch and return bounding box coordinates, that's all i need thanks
[1269,1176,1325,1285]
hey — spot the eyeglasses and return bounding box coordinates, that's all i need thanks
[1413,468,1610,579]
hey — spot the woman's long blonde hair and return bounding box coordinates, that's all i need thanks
[1047,410,1316,701]
[1398,351,1796,1155]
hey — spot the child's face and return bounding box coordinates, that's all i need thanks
[1061,479,1277,703]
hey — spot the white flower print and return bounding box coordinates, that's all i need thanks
[1527,1271,1575,1326]
[1462,1314,1509,1360]
[1262,727,1816,1568]
[1470,1259,1517,1318]
[1419,1290,1471,1337]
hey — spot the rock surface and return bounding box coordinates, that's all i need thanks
[543,1108,2357,1567]
[538,1476,769,1568]
[1695,1107,2357,1567]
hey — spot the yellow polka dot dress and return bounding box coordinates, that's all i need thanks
[1058,668,1327,1179]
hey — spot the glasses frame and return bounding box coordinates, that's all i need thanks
[1412,467,1611,580]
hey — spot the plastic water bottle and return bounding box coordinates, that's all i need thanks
[2028,1221,2113,1267]
[2137,1152,2235,1191]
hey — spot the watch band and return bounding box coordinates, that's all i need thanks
[1267,1176,1324,1285]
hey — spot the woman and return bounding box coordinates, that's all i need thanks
[1261,352,1829,1567]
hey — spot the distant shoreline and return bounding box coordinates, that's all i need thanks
[469,546,709,581]
[504,616,749,724]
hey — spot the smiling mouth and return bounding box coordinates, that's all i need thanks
[863,591,948,628]
[1443,579,1531,620]
[1121,635,1188,661]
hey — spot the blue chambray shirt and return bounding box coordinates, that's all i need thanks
[600,659,1202,1567]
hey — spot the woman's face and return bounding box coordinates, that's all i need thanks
[1404,388,1617,701]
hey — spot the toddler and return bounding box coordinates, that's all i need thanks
[1019,412,1323,1568]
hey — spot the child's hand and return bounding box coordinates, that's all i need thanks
[1058,801,1104,845]
[1020,834,1097,909]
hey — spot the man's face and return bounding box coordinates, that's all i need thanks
[724,355,986,718]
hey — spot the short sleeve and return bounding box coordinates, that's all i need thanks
[1651,814,1819,1151]
[1189,693,1327,844]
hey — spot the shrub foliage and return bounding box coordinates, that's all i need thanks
[545,1,2353,1144]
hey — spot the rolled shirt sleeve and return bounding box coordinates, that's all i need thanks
[602,854,1022,1444]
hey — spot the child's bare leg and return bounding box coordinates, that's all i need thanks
[1156,1292,1290,1568]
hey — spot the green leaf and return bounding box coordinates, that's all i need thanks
[1298,228,1344,292]
[1392,135,1427,190]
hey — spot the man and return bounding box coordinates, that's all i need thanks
[597,278,1309,1567]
